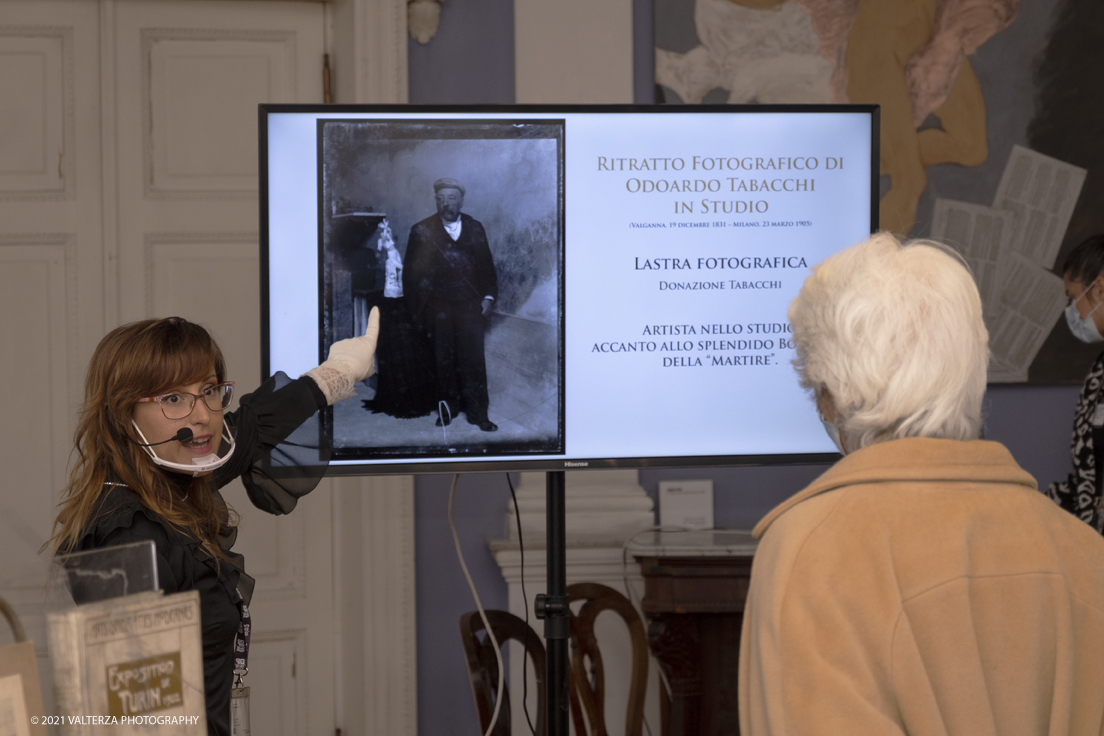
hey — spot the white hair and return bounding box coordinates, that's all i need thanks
[788,232,988,450]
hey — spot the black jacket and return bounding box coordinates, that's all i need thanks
[75,373,328,736]
[1048,351,1104,532]
[403,212,498,318]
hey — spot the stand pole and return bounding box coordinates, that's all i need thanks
[535,471,569,736]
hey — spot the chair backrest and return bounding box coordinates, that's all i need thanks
[459,609,547,736]
[565,582,649,736]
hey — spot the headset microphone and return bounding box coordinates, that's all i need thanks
[131,421,235,476]
[133,428,194,447]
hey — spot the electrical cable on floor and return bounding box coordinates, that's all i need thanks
[449,473,504,736]
[506,472,538,736]
[621,525,701,725]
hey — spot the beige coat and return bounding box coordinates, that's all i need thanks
[739,437,1104,736]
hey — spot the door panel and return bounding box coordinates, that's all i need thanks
[144,31,299,196]
[0,29,71,196]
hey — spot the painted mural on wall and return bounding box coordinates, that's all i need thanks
[655,0,1101,383]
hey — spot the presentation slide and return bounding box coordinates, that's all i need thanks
[262,107,876,472]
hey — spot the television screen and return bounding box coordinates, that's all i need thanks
[260,104,878,474]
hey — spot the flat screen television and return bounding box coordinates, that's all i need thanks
[260,104,879,475]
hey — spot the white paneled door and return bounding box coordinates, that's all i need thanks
[0,1,336,733]
[0,3,108,723]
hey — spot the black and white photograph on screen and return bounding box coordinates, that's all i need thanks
[318,119,565,460]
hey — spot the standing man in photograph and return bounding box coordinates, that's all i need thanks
[404,178,499,432]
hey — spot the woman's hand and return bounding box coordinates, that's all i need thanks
[328,306,380,381]
[304,307,381,404]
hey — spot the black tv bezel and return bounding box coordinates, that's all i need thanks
[259,103,880,476]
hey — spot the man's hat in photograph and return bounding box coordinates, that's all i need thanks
[433,178,466,195]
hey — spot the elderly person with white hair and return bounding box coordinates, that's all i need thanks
[738,232,1104,736]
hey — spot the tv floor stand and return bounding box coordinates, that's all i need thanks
[533,470,569,736]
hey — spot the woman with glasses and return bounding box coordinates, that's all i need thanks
[1051,234,1104,533]
[50,313,378,736]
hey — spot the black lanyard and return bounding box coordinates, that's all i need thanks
[233,597,251,679]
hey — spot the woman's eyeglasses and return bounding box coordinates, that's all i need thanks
[136,382,235,420]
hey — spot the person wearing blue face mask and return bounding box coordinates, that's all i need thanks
[1049,234,1104,531]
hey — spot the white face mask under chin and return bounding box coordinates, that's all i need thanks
[1066,296,1104,344]
[131,421,236,476]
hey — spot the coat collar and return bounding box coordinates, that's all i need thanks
[752,437,1038,539]
[431,212,469,238]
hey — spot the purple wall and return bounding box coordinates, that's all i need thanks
[407,0,515,104]
[415,473,513,736]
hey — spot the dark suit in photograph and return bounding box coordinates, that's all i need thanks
[403,211,498,426]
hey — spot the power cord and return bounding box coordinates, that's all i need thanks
[620,526,702,716]
[506,472,538,736]
[448,473,504,736]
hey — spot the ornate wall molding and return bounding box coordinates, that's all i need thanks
[249,628,309,736]
[142,231,258,316]
[0,25,75,201]
[0,233,78,496]
[506,469,656,545]
[329,0,408,104]
[139,27,296,200]
[407,0,443,45]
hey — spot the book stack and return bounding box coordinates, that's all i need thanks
[47,590,206,735]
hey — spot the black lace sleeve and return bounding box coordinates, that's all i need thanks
[1048,352,1104,528]
[216,371,330,516]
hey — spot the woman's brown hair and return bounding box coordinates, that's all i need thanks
[51,317,235,560]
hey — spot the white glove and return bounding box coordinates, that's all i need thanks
[304,307,380,405]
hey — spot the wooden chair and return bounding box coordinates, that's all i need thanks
[566,582,649,736]
[460,584,648,736]
[460,609,547,736]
